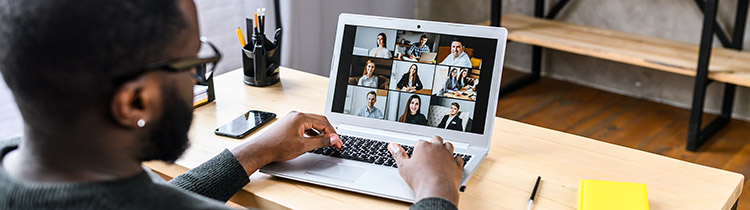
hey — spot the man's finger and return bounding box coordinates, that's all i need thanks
[444,142,454,154]
[302,116,341,148]
[388,142,409,167]
[303,133,339,151]
[454,156,465,169]
[431,136,444,145]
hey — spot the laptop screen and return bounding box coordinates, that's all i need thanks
[330,25,498,135]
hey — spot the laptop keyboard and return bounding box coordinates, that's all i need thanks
[309,134,472,168]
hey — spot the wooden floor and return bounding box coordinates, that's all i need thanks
[497,69,750,209]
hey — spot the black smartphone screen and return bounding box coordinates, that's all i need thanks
[214,110,276,138]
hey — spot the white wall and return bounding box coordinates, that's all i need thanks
[194,0,246,76]
[0,73,22,140]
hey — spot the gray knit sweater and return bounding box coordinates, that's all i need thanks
[0,138,457,209]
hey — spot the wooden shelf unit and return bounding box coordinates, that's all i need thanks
[501,14,750,87]
[489,0,749,154]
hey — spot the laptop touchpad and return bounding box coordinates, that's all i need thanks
[305,161,366,183]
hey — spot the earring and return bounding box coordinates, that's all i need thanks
[137,118,146,128]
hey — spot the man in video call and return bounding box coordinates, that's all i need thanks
[407,34,430,60]
[0,0,464,209]
[355,91,384,119]
[439,39,472,68]
[438,102,464,131]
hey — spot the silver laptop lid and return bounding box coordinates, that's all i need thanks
[325,14,507,150]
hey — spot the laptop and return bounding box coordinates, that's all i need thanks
[418,52,437,63]
[260,13,507,202]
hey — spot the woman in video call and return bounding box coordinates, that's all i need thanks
[358,59,378,87]
[442,67,461,94]
[369,32,392,59]
[396,64,423,91]
[398,95,428,125]
[458,68,474,89]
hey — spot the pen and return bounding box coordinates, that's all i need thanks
[236,27,246,47]
[527,176,541,210]
[260,8,266,34]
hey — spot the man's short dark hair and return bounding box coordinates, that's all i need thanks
[367,91,377,97]
[452,38,464,47]
[420,34,429,40]
[451,102,460,109]
[0,0,188,129]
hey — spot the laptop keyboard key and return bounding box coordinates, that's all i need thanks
[307,134,472,169]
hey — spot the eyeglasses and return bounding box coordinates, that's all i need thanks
[138,36,221,85]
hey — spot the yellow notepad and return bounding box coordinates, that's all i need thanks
[578,179,649,210]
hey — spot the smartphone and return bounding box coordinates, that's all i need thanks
[214,110,276,139]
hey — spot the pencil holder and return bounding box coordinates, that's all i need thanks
[242,27,282,87]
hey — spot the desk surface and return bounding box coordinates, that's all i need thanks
[145,67,743,210]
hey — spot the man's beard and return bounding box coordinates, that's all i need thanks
[139,85,193,163]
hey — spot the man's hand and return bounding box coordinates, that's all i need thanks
[388,136,464,205]
[230,111,342,175]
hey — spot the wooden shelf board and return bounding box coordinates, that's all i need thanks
[492,14,750,87]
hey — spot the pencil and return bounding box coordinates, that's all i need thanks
[236,27,246,47]
[253,12,259,34]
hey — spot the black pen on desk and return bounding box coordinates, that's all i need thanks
[527,176,541,210]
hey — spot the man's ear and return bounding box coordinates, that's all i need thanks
[111,76,162,128]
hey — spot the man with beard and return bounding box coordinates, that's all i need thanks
[0,0,465,209]
[439,39,472,68]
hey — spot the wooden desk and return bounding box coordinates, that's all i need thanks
[443,89,475,101]
[396,88,432,95]
[145,67,743,210]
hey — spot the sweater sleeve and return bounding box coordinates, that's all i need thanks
[410,197,458,210]
[167,149,250,202]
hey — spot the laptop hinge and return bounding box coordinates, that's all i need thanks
[337,124,471,149]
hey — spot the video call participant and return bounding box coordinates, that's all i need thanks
[354,91,384,119]
[398,95,428,125]
[357,59,378,88]
[442,68,461,94]
[368,32,392,59]
[396,64,424,91]
[439,39,472,68]
[406,34,430,60]
[438,102,463,131]
[0,0,463,209]
[458,68,473,89]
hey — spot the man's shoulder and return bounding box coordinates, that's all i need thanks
[134,183,234,210]
[0,172,233,210]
